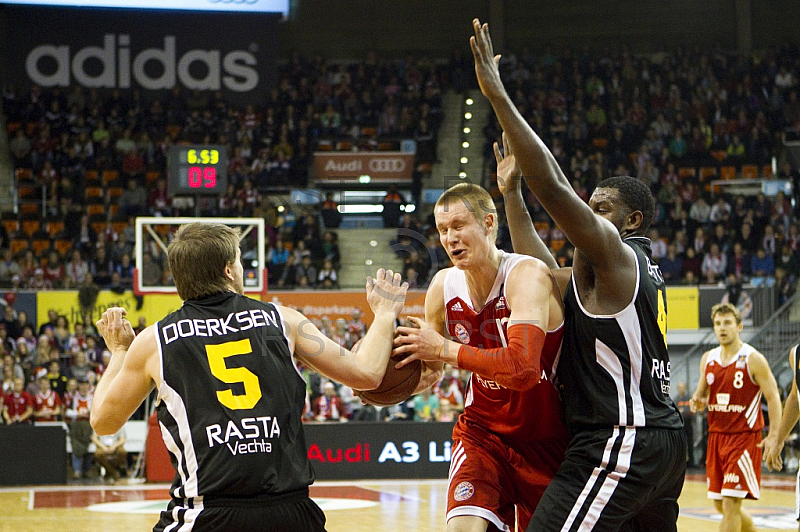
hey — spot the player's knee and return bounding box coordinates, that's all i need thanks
[713,499,724,514]
[721,496,742,514]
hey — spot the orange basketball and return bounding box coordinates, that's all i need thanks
[358,354,422,407]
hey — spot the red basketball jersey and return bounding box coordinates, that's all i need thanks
[3,391,33,419]
[34,389,62,421]
[444,252,569,442]
[704,343,764,434]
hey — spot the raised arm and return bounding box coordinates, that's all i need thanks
[91,308,159,435]
[495,133,557,269]
[285,268,407,391]
[471,19,632,273]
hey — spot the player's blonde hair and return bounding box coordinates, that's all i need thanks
[710,302,742,325]
[434,183,498,240]
[168,222,241,301]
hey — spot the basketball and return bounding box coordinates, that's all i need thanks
[358,354,422,407]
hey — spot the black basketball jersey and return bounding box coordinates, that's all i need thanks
[559,237,682,432]
[155,291,313,501]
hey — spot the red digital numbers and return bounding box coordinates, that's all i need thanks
[188,166,217,188]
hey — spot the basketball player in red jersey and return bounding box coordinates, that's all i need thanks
[394,182,569,531]
[690,303,782,532]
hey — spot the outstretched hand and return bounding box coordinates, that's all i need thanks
[96,307,136,353]
[470,18,505,101]
[494,132,522,196]
[366,268,408,318]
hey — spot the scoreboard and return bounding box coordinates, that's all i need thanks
[167,145,228,196]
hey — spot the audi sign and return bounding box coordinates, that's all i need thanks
[314,152,415,183]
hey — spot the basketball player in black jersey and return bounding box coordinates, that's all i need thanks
[472,19,686,531]
[90,222,409,532]
[762,345,800,530]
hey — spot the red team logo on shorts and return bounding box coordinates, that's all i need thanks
[454,481,474,501]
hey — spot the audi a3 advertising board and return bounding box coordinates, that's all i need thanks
[2,5,279,105]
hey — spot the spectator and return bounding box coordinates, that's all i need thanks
[312,382,346,422]
[320,193,341,229]
[91,428,127,483]
[33,374,62,422]
[751,247,776,286]
[726,242,752,281]
[66,378,93,479]
[659,243,684,283]
[47,360,69,396]
[413,387,440,422]
[2,377,33,425]
[295,255,317,288]
[317,259,338,288]
[702,243,728,283]
[65,250,89,288]
[27,268,53,290]
[118,178,147,218]
[0,248,21,288]
[44,251,66,289]
[381,185,404,228]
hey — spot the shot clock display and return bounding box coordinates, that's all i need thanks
[168,145,228,196]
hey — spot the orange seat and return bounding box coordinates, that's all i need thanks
[592,137,609,149]
[91,222,106,235]
[112,221,128,234]
[378,142,394,151]
[53,239,72,257]
[317,141,333,151]
[20,220,40,238]
[15,168,33,182]
[699,167,718,181]
[335,140,352,151]
[2,220,19,236]
[360,127,377,138]
[107,187,124,201]
[102,170,120,186]
[31,239,51,256]
[47,220,64,238]
[19,202,39,216]
[10,239,28,255]
[762,164,774,178]
[87,204,105,217]
[678,167,696,179]
[741,164,758,179]
[146,171,161,185]
[711,150,727,163]
[720,166,736,180]
[17,184,37,200]
[6,122,22,134]
[85,186,104,201]
[84,169,100,183]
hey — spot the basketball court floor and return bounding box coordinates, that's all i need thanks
[1,472,797,531]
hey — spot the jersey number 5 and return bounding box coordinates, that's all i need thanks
[206,339,262,410]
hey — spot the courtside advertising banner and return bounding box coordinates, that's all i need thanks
[304,422,455,480]
[2,5,279,105]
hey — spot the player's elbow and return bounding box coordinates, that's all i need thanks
[355,370,384,392]
[90,406,122,436]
